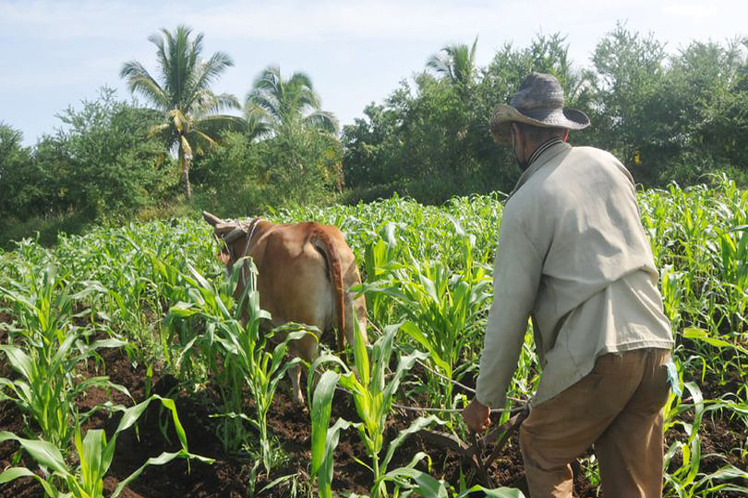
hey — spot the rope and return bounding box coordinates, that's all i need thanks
[415,358,476,394]
[391,402,527,415]
[392,342,529,405]
[238,218,261,288]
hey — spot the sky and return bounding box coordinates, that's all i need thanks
[1,0,746,146]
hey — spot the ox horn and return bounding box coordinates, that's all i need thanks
[223,226,247,244]
[203,211,224,227]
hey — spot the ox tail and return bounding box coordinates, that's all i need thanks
[310,226,346,352]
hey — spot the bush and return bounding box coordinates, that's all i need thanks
[192,127,343,217]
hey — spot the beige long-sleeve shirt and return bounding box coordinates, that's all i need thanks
[476,141,674,408]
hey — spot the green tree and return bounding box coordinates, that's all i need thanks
[35,88,172,219]
[427,36,479,88]
[120,25,241,200]
[244,65,338,137]
[589,23,666,181]
[0,123,42,219]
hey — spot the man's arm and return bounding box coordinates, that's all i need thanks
[465,213,543,429]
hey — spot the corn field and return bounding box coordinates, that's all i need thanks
[0,177,746,497]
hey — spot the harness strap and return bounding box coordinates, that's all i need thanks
[238,218,261,288]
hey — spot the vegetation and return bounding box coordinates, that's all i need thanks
[0,178,745,496]
[0,22,746,494]
[120,25,242,200]
[3,24,748,247]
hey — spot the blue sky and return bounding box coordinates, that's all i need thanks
[1,0,746,145]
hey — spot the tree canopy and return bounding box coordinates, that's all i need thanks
[120,24,242,200]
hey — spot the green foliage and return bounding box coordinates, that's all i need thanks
[188,64,345,214]
[0,149,745,495]
[0,123,39,218]
[0,263,129,447]
[46,88,172,218]
[0,395,213,498]
[193,125,343,215]
[342,32,596,204]
[343,28,748,203]
[121,24,242,200]
[0,89,171,238]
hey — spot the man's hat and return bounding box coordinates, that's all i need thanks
[490,72,590,144]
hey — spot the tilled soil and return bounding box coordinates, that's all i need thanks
[0,320,745,497]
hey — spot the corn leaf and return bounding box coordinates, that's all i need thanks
[311,370,340,478]
[0,431,69,475]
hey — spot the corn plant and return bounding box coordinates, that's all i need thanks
[366,247,491,410]
[310,370,355,498]
[166,257,310,471]
[662,354,748,497]
[214,294,309,472]
[0,264,129,448]
[0,395,213,498]
[1,178,747,496]
[314,321,444,498]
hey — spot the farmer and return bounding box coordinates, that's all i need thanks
[462,72,675,498]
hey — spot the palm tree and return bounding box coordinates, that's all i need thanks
[427,36,479,87]
[120,25,241,200]
[244,66,338,138]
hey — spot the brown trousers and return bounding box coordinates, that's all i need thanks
[520,348,671,498]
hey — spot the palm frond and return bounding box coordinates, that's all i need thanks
[195,114,247,136]
[245,114,273,141]
[427,53,452,79]
[192,91,240,117]
[120,62,169,109]
[245,92,280,122]
[188,129,219,156]
[426,36,478,85]
[304,110,339,134]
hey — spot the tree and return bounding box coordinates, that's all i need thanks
[36,88,171,219]
[589,23,666,181]
[0,123,40,219]
[427,36,479,88]
[244,65,338,138]
[120,25,241,200]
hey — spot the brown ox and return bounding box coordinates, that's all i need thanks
[203,211,367,406]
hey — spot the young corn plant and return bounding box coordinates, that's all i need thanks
[366,248,491,412]
[163,256,252,449]
[315,321,445,498]
[361,221,405,325]
[0,395,213,498]
[311,366,526,498]
[310,370,355,498]
[663,380,748,497]
[0,264,129,448]
[215,286,310,472]
[166,257,310,471]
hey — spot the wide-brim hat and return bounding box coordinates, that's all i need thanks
[490,72,590,144]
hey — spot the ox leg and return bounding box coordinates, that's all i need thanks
[287,333,319,408]
[289,363,305,407]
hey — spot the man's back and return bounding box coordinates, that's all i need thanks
[502,143,673,400]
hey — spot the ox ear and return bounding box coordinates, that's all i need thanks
[217,251,231,265]
[203,211,224,227]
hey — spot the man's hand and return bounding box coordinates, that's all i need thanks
[463,397,491,432]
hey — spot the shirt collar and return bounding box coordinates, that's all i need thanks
[527,137,564,167]
[509,139,571,199]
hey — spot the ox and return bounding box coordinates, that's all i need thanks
[203,211,367,406]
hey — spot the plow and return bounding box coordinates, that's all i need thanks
[416,406,530,487]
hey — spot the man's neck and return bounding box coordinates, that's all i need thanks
[526,137,565,168]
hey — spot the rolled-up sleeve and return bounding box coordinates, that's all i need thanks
[476,213,543,408]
